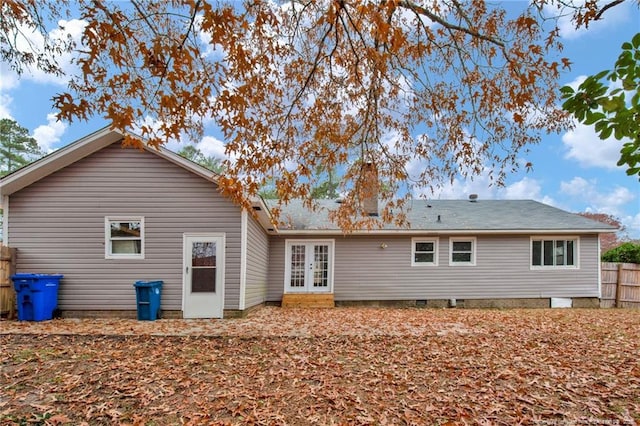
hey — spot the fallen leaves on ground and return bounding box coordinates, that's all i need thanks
[1,307,639,425]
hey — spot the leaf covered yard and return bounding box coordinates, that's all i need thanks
[1,308,639,425]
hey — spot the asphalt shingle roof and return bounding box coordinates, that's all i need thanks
[265,199,616,232]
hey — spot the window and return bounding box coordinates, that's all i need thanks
[449,237,476,266]
[531,238,577,268]
[412,238,438,266]
[105,217,144,259]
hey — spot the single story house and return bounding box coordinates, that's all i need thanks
[0,127,615,318]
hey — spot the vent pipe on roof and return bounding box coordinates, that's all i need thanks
[469,194,478,202]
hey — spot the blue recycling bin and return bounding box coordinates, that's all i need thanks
[11,273,63,321]
[133,280,163,321]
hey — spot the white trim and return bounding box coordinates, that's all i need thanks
[411,237,439,266]
[597,237,602,298]
[2,195,8,245]
[238,209,248,310]
[529,236,580,270]
[449,237,476,266]
[271,228,611,236]
[284,239,335,294]
[104,216,145,259]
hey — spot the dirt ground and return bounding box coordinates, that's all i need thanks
[1,307,639,425]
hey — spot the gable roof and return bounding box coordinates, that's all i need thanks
[265,199,617,234]
[0,126,616,236]
[0,126,222,198]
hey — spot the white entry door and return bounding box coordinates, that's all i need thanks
[285,240,334,293]
[183,233,225,318]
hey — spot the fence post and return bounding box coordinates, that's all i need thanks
[0,245,16,318]
[615,263,623,308]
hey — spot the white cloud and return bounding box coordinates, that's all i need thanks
[0,62,20,92]
[559,176,636,217]
[32,113,68,152]
[564,75,587,92]
[0,93,13,120]
[421,168,556,205]
[623,212,640,239]
[198,135,227,160]
[562,121,625,170]
[22,19,86,86]
[0,18,87,121]
[543,0,634,40]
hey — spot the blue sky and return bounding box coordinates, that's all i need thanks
[0,1,638,238]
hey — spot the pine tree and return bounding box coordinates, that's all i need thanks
[0,119,44,176]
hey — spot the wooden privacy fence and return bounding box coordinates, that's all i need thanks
[0,245,17,318]
[601,262,640,308]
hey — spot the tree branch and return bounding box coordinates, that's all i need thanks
[397,0,506,49]
[595,0,626,20]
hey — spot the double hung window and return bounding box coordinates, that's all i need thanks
[105,217,144,259]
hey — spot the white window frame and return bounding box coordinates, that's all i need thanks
[530,236,579,270]
[411,237,439,266]
[105,216,145,259]
[449,237,476,266]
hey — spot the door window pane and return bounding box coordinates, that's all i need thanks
[193,242,216,266]
[290,245,306,288]
[313,245,329,288]
[192,268,216,292]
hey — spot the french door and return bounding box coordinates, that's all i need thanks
[285,240,334,293]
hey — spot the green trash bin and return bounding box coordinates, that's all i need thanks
[133,280,163,320]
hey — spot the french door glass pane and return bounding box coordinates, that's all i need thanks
[290,245,306,287]
[313,245,329,288]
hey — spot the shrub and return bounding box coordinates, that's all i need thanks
[601,242,640,264]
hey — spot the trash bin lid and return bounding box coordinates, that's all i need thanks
[134,280,163,287]
[11,273,64,279]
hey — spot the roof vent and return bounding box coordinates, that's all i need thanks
[468,194,478,202]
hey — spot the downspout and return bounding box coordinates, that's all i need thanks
[238,209,248,311]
